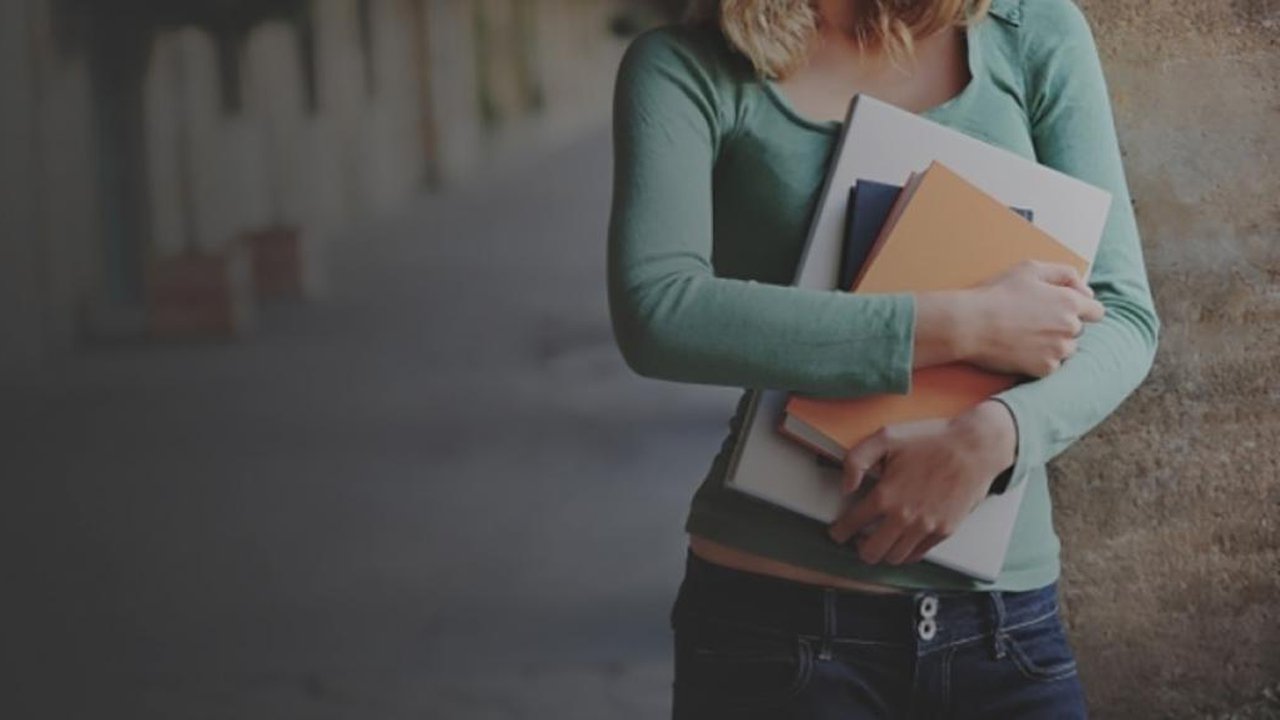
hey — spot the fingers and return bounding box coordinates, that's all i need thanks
[832,429,895,545]
[828,492,885,544]
[883,526,930,566]
[1064,314,1084,338]
[1060,338,1078,359]
[1049,284,1103,346]
[1074,294,1106,323]
[865,523,952,566]
[1028,261,1089,296]
[1045,337,1078,367]
[1030,262,1109,323]
[853,515,907,565]
[902,533,947,565]
[842,428,890,495]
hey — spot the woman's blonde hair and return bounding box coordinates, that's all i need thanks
[684,0,992,78]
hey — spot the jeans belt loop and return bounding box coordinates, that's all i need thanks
[990,591,1008,660]
[819,587,836,661]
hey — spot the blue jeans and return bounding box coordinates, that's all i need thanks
[671,550,1088,719]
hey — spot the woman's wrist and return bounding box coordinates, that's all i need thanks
[950,399,1018,489]
[913,289,986,368]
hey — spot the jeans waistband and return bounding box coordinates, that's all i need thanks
[672,549,1061,658]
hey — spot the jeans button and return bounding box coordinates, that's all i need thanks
[919,595,938,618]
[918,617,937,641]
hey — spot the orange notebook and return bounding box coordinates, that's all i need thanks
[780,161,1089,460]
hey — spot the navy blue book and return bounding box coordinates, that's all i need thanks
[839,180,902,291]
[839,180,1035,291]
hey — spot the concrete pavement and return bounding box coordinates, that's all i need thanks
[4,129,740,719]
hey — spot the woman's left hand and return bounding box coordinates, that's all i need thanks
[827,400,1018,565]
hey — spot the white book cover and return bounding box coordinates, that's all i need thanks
[723,95,1111,582]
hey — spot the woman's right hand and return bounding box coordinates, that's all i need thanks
[913,260,1105,377]
[960,260,1105,377]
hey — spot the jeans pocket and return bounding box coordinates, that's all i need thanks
[673,614,814,713]
[1002,612,1079,682]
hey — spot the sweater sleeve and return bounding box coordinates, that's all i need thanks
[607,29,918,396]
[988,0,1160,493]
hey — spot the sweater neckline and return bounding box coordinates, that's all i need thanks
[759,18,986,135]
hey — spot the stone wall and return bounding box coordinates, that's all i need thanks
[1053,2,1279,717]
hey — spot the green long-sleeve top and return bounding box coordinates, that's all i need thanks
[607,0,1159,591]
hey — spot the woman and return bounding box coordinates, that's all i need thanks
[607,0,1159,716]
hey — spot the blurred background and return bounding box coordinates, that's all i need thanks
[1,1,1276,718]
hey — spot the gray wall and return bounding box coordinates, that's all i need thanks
[1056,1,1279,717]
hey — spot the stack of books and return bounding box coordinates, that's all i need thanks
[779,161,1087,462]
[721,95,1111,581]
